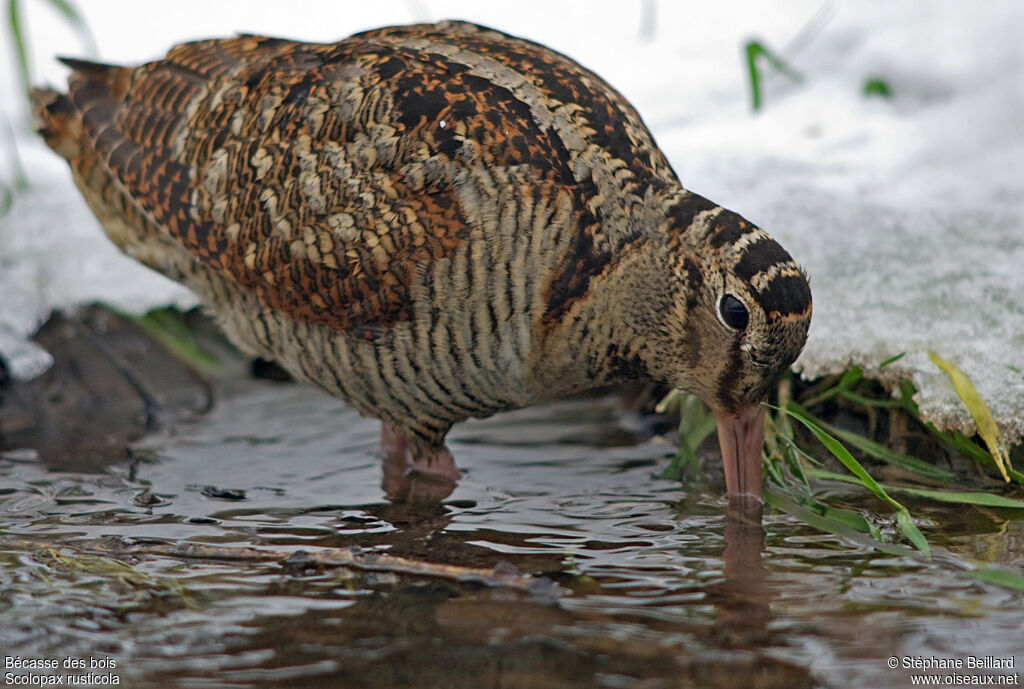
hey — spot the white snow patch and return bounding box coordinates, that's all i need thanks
[1,1,1021,439]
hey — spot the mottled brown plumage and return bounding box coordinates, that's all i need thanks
[33,21,811,504]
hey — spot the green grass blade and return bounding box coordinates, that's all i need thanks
[888,485,1024,509]
[7,0,31,98]
[799,366,863,408]
[836,390,905,408]
[879,352,906,368]
[40,0,96,54]
[930,351,1013,481]
[776,402,930,555]
[817,503,874,535]
[764,487,916,557]
[895,509,929,556]
[967,568,1024,591]
[923,424,1024,486]
[802,467,1024,509]
[836,366,863,389]
[863,77,892,98]
[105,305,222,372]
[763,455,788,488]
[781,403,898,508]
[744,40,802,111]
[0,181,12,217]
[138,309,222,371]
[686,414,717,447]
[42,0,84,25]
[768,421,813,491]
[660,442,695,482]
[899,379,920,415]
[744,42,763,111]
[7,0,96,101]
[776,433,822,468]
[797,468,931,554]
[661,393,716,481]
[2,112,28,192]
[790,403,954,482]
[781,442,811,491]
[829,426,952,481]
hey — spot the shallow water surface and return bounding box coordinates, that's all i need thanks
[1,379,1023,688]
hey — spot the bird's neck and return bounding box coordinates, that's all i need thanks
[527,185,713,399]
[528,237,674,396]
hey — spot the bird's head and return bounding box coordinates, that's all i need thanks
[638,204,812,503]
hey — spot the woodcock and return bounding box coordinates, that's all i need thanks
[32,21,811,504]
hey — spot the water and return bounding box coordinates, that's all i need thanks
[1,379,1022,688]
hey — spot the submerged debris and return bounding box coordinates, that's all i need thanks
[0,535,559,599]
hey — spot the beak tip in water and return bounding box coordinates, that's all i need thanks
[714,405,767,503]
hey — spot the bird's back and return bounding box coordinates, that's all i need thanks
[34,21,679,336]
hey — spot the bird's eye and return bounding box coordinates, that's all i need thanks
[719,294,749,330]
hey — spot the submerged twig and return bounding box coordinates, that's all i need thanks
[0,536,557,597]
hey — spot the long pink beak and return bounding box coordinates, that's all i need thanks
[714,405,766,501]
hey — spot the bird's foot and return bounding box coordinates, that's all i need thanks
[381,423,460,503]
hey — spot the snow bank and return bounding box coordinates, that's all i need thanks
[2,1,1021,439]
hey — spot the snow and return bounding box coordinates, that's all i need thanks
[1,1,1022,439]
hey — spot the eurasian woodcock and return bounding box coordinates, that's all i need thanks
[32,20,811,503]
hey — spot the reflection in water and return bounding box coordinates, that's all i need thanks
[380,424,459,504]
[710,503,771,646]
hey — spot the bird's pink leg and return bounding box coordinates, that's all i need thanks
[380,422,460,503]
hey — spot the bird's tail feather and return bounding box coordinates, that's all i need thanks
[30,86,81,161]
[31,57,131,162]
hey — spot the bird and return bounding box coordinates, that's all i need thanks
[32,20,811,505]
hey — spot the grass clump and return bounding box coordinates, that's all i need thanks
[773,401,930,555]
[665,356,1024,561]
[39,548,197,608]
